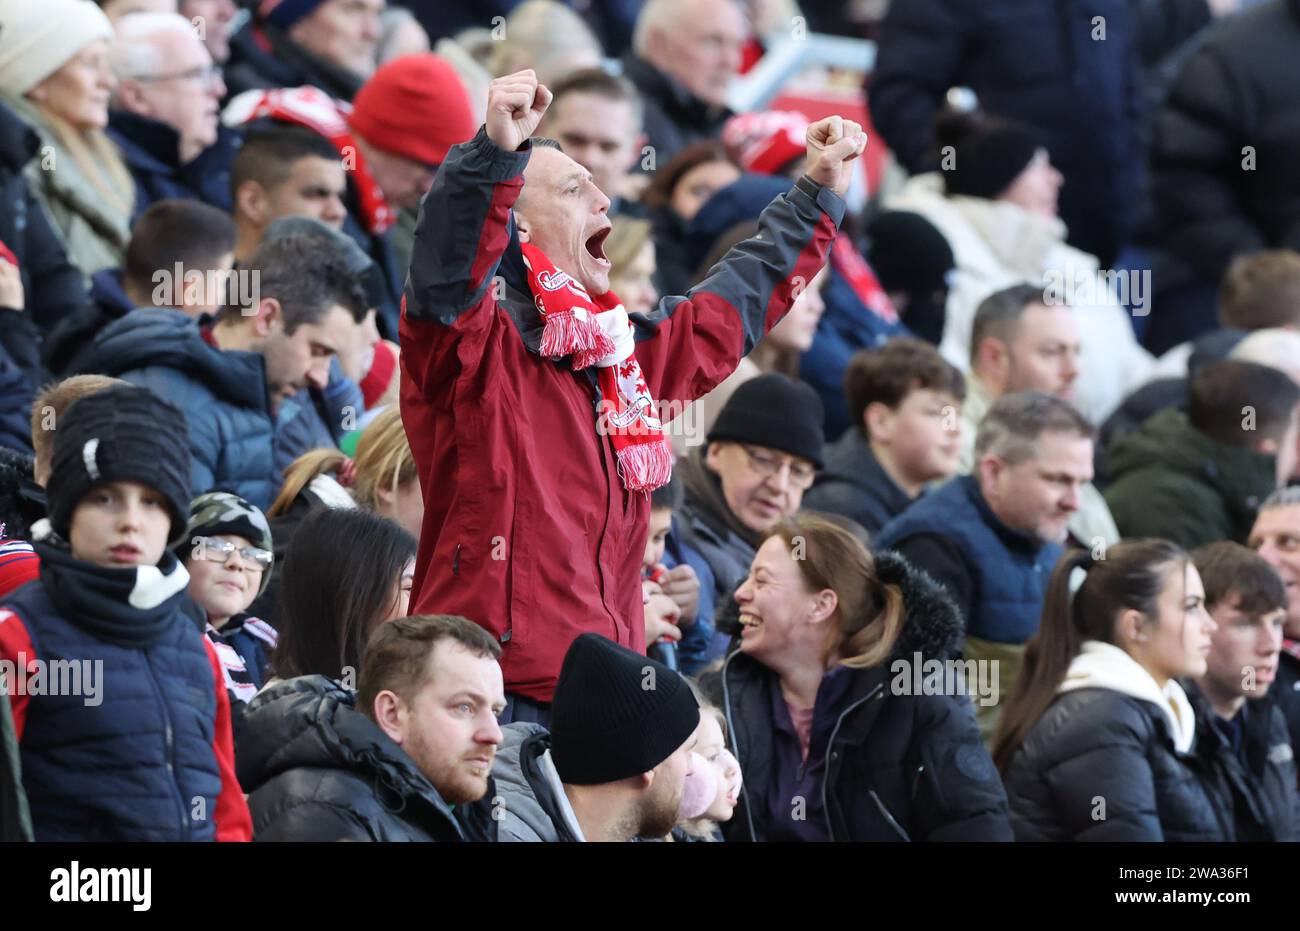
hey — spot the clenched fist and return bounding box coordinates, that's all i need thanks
[485,69,553,152]
[803,116,867,197]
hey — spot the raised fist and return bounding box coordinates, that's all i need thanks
[803,116,867,197]
[485,69,553,152]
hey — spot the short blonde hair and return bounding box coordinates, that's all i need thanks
[30,375,124,480]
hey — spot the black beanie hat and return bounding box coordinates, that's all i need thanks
[708,373,825,468]
[550,634,700,785]
[46,385,192,546]
[867,210,955,292]
[941,119,1044,200]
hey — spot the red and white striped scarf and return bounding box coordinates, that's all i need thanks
[520,242,672,493]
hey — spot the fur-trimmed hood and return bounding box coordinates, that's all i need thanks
[874,548,964,664]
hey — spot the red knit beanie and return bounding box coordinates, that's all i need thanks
[347,54,476,167]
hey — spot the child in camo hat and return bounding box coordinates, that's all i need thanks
[178,492,277,705]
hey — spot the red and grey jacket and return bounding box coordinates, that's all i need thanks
[400,127,844,701]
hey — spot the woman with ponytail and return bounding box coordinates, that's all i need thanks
[994,540,1231,841]
[716,512,1012,842]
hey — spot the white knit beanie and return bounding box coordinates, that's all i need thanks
[0,0,114,96]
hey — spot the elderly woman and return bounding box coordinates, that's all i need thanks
[716,512,1013,841]
[0,0,135,277]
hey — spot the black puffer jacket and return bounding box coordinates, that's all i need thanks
[1004,687,1232,841]
[715,551,1014,842]
[1148,0,1300,293]
[1184,680,1298,841]
[237,676,468,842]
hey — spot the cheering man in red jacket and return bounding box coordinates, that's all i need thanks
[400,69,865,719]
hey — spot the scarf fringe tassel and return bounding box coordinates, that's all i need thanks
[615,439,674,493]
[540,310,617,369]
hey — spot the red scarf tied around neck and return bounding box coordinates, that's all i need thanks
[521,242,673,494]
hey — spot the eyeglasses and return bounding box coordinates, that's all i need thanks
[132,64,223,86]
[190,536,272,570]
[740,445,816,489]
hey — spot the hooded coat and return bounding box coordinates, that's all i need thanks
[74,308,278,509]
[237,676,470,842]
[714,550,1014,842]
[1103,407,1278,549]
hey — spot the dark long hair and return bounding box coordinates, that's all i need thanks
[272,508,417,681]
[990,540,1188,773]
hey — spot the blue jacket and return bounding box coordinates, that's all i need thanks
[74,308,278,509]
[803,428,914,537]
[1,575,222,841]
[41,268,137,376]
[273,358,365,473]
[661,518,718,676]
[107,110,238,219]
[874,475,1062,645]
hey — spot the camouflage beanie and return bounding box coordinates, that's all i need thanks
[176,492,274,598]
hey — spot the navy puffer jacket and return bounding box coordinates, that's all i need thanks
[1004,688,1233,841]
[74,308,278,509]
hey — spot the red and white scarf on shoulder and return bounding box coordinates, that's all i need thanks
[520,241,672,493]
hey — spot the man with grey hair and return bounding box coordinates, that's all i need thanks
[958,282,1116,546]
[107,11,238,213]
[1248,486,1300,755]
[622,0,747,162]
[877,391,1095,739]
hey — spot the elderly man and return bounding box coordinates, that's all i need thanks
[622,0,747,162]
[401,68,863,720]
[958,283,1117,547]
[225,0,384,101]
[108,11,238,214]
[876,391,1096,740]
[678,374,825,619]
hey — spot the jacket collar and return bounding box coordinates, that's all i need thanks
[621,54,731,132]
[958,474,1053,556]
[822,429,912,511]
[107,109,181,173]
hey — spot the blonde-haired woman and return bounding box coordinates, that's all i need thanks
[252,406,421,622]
[719,513,1012,842]
[0,0,135,277]
[270,406,421,536]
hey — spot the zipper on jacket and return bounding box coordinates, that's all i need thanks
[870,790,912,842]
[911,764,925,800]
[452,543,460,576]
[144,653,191,840]
[821,682,884,842]
[720,650,759,842]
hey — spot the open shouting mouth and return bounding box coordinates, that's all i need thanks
[585,225,611,268]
